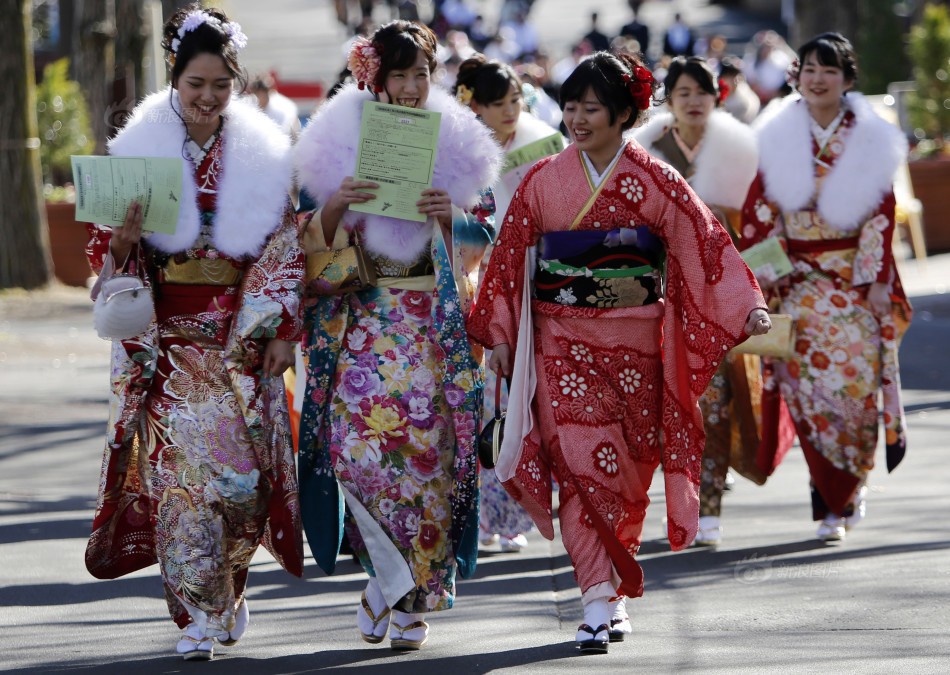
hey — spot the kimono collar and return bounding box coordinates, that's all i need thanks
[582,143,626,188]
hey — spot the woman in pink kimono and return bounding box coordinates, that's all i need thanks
[468,51,770,654]
[740,33,912,542]
[84,6,304,661]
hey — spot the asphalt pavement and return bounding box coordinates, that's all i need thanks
[1,247,949,673]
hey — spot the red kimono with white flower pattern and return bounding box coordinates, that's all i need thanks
[468,143,765,598]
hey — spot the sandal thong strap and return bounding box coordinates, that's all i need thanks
[179,634,212,645]
[361,592,391,629]
[577,623,609,638]
[391,620,428,635]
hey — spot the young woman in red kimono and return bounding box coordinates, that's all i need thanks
[740,33,912,542]
[84,6,304,661]
[468,51,770,653]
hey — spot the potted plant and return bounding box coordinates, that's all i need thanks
[36,58,96,286]
[907,2,950,253]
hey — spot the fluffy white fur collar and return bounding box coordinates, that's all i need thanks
[108,89,292,257]
[629,109,758,209]
[754,93,908,230]
[295,83,502,263]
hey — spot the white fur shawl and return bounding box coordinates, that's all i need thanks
[754,93,908,230]
[108,89,292,257]
[629,109,758,210]
[294,83,503,263]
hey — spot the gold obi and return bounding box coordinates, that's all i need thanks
[162,257,243,285]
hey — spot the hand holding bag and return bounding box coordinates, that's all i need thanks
[731,313,795,358]
[303,212,377,295]
[478,369,506,469]
[91,245,154,340]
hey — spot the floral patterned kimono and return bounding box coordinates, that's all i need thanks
[469,141,766,600]
[741,94,912,519]
[294,82,502,614]
[84,92,305,633]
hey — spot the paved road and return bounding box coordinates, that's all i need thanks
[1,252,949,673]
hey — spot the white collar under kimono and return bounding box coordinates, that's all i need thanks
[582,144,626,187]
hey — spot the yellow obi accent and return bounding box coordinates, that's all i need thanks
[376,275,436,292]
[163,257,243,285]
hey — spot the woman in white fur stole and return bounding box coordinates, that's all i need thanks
[740,33,913,543]
[632,56,784,548]
[84,6,304,661]
[294,21,502,651]
[452,55,565,555]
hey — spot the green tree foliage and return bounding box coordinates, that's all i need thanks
[856,0,910,95]
[35,58,93,185]
[908,3,950,154]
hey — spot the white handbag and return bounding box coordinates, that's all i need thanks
[90,247,154,340]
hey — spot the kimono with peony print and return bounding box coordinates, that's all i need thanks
[740,108,912,519]
[468,142,766,598]
[83,136,305,630]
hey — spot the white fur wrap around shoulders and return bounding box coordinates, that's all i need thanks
[294,83,503,263]
[629,109,759,210]
[753,93,908,231]
[107,89,292,258]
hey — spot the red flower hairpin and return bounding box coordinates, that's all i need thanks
[622,65,655,112]
[717,78,731,104]
[785,58,801,88]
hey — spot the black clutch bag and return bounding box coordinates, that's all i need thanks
[478,370,506,469]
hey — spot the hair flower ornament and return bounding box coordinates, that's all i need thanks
[171,10,247,58]
[456,84,474,106]
[349,36,383,93]
[717,78,731,104]
[622,65,655,112]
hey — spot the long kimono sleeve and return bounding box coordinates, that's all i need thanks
[739,171,786,250]
[468,165,545,350]
[853,191,897,286]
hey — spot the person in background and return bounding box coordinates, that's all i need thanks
[718,56,760,124]
[740,33,912,542]
[84,5,304,661]
[295,20,502,651]
[469,51,770,654]
[663,13,695,57]
[631,56,777,546]
[453,54,565,554]
[583,12,611,53]
[249,72,302,140]
[619,1,650,59]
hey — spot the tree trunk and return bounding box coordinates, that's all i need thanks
[0,0,53,290]
[73,0,115,155]
[113,0,148,131]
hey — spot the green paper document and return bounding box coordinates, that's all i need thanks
[351,101,441,223]
[500,132,564,195]
[502,132,564,175]
[741,236,793,283]
[71,155,182,234]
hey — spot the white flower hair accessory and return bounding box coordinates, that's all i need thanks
[169,10,247,63]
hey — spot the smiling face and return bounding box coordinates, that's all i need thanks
[174,52,234,132]
[798,50,852,114]
[472,81,522,142]
[562,87,630,159]
[380,49,431,109]
[668,72,715,133]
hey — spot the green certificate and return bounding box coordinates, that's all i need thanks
[501,132,564,175]
[741,236,793,283]
[350,101,441,223]
[71,155,182,234]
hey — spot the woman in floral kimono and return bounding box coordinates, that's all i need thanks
[468,51,770,654]
[84,6,304,662]
[294,21,501,651]
[632,56,781,547]
[740,33,912,542]
[453,54,565,554]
